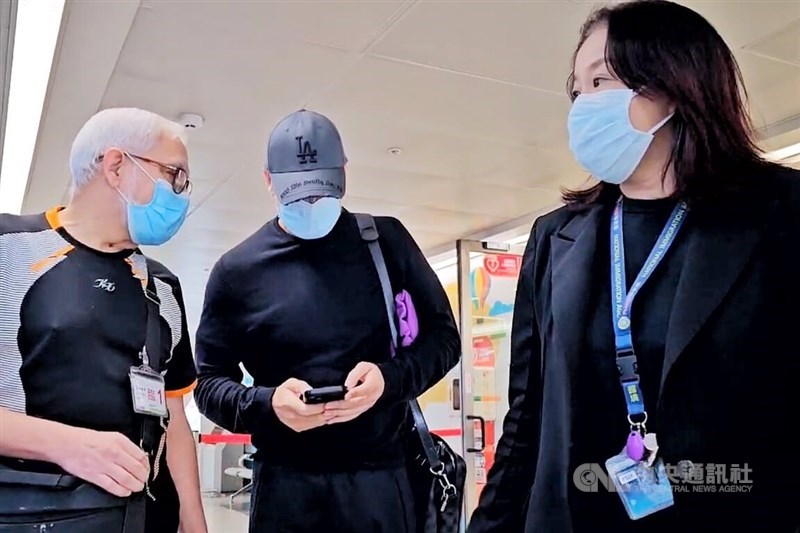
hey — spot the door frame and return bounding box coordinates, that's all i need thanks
[456,238,518,522]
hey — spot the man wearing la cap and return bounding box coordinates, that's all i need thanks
[266,109,348,239]
[194,110,460,532]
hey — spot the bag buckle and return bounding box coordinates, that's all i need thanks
[429,463,445,476]
[439,480,457,512]
[432,469,457,512]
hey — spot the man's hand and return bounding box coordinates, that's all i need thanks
[272,378,334,432]
[325,362,385,425]
[54,426,150,498]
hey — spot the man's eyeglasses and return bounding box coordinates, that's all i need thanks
[97,153,191,195]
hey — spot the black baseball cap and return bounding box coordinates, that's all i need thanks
[266,110,348,205]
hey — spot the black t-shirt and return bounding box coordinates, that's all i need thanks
[195,208,460,471]
[0,207,197,459]
[570,197,690,532]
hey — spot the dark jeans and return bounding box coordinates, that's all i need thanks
[249,462,415,533]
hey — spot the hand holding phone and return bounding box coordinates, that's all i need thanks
[271,379,335,432]
[301,385,347,405]
[324,362,385,425]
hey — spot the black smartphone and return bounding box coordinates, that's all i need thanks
[301,385,347,404]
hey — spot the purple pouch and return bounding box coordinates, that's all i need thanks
[390,289,419,356]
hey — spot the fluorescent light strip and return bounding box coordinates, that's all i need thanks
[767,142,800,162]
[0,0,65,215]
[506,233,530,246]
[430,254,458,273]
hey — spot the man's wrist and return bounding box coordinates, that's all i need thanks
[377,361,402,404]
[255,386,279,424]
[40,419,83,465]
[0,409,91,466]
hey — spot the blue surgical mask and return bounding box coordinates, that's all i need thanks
[278,197,342,240]
[118,160,190,246]
[567,88,673,185]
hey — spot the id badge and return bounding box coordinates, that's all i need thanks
[605,450,674,520]
[129,366,168,417]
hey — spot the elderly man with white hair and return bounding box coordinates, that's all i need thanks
[0,108,207,533]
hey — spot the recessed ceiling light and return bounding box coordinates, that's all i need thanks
[387,147,402,156]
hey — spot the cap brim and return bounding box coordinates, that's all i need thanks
[271,167,345,205]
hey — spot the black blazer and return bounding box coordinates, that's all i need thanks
[469,165,800,533]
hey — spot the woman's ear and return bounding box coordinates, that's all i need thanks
[668,101,677,115]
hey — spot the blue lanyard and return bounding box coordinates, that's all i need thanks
[610,196,688,422]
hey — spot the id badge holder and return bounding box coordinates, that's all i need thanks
[605,449,674,520]
[130,366,168,418]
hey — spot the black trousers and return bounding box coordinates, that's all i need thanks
[0,494,143,533]
[249,462,416,533]
[144,466,180,533]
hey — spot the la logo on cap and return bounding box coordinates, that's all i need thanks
[296,136,317,165]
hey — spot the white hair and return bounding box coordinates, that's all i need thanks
[69,107,188,191]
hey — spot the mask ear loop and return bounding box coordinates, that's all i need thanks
[117,154,160,206]
[647,112,675,135]
[126,153,158,186]
[115,186,130,205]
[627,87,674,135]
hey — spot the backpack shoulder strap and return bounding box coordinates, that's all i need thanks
[354,213,443,471]
[355,213,398,344]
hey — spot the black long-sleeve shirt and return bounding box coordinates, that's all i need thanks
[471,197,689,532]
[471,166,800,533]
[194,209,460,471]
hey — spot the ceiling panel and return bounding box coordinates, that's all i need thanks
[485,145,586,189]
[320,113,577,188]
[344,163,562,219]
[137,0,408,53]
[749,71,800,128]
[682,0,800,49]
[181,141,249,187]
[340,195,417,220]
[737,52,800,129]
[313,54,570,149]
[736,52,800,94]
[186,203,272,235]
[745,19,800,67]
[371,0,593,94]
[396,204,504,237]
[106,43,354,148]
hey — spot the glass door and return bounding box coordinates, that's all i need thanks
[456,239,524,521]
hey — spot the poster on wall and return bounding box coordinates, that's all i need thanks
[473,336,496,368]
[483,254,521,278]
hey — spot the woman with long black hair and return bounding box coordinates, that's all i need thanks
[468,1,800,532]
